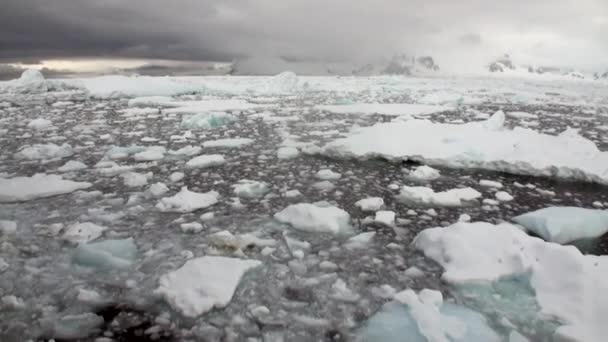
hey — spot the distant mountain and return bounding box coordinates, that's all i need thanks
[352,54,440,76]
[487,54,606,80]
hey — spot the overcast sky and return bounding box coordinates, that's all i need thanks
[1,0,607,73]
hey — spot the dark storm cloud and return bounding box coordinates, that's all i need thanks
[1,0,607,69]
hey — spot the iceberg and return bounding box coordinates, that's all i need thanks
[513,207,608,244]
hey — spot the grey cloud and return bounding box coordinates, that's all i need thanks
[0,0,606,70]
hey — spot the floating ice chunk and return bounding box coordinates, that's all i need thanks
[72,238,137,271]
[169,172,185,182]
[149,182,169,197]
[185,154,226,169]
[315,169,342,180]
[330,279,360,302]
[63,222,107,244]
[169,145,202,156]
[274,203,352,234]
[0,174,91,202]
[208,230,275,249]
[52,100,74,107]
[232,180,270,199]
[120,172,151,187]
[321,110,608,184]
[363,292,500,342]
[50,313,104,339]
[479,180,503,188]
[513,207,608,244]
[77,289,104,304]
[203,138,254,148]
[2,295,25,310]
[155,256,262,317]
[178,222,203,234]
[375,211,396,226]
[27,118,53,130]
[181,112,233,129]
[397,186,481,207]
[165,99,264,114]
[156,187,219,213]
[133,146,166,161]
[312,180,335,191]
[316,103,452,116]
[355,197,384,212]
[128,96,176,107]
[58,160,87,172]
[277,147,299,159]
[344,231,376,249]
[458,214,472,222]
[15,143,73,160]
[0,257,8,273]
[496,191,514,202]
[284,189,302,198]
[404,266,425,278]
[106,145,146,159]
[414,221,608,342]
[0,220,17,235]
[410,165,441,180]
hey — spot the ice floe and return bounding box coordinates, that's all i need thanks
[322,111,608,184]
[156,187,219,213]
[513,207,608,244]
[274,203,352,234]
[397,186,481,207]
[185,154,226,168]
[155,256,262,317]
[414,221,608,342]
[72,238,137,271]
[0,174,92,202]
[316,103,452,116]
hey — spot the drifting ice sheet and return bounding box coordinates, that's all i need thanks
[513,207,608,244]
[0,174,92,202]
[274,203,352,234]
[397,186,481,207]
[155,256,262,317]
[322,111,608,184]
[316,103,452,116]
[156,187,219,213]
[414,221,608,342]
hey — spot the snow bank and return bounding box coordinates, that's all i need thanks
[156,187,219,213]
[322,111,608,184]
[513,207,608,244]
[316,103,452,116]
[397,186,481,207]
[414,221,608,342]
[155,256,262,317]
[274,203,352,234]
[0,174,92,202]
